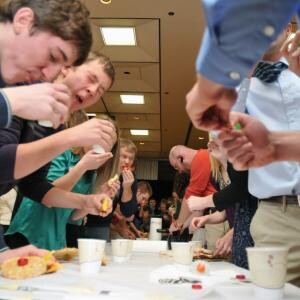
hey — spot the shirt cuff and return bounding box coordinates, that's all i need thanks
[0,90,12,128]
[196,29,251,88]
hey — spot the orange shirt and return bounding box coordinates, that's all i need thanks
[184,149,216,199]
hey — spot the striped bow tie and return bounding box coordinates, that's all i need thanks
[252,61,288,83]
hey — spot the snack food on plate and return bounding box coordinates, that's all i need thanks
[1,253,60,279]
[193,247,214,259]
[53,247,78,261]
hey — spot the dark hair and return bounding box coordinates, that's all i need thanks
[137,181,153,197]
[142,205,151,213]
[0,0,92,65]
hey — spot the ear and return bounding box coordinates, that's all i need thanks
[12,7,35,34]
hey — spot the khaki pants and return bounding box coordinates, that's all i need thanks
[205,221,229,251]
[250,201,300,287]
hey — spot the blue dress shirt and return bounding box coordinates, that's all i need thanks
[197,0,300,88]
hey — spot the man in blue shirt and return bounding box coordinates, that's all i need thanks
[186,0,300,131]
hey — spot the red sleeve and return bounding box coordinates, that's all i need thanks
[184,149,216,199]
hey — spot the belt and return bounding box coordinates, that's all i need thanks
[260,195,300,212]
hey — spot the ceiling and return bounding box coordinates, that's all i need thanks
[83,0,209,159]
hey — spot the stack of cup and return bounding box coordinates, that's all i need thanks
[246,247,288,300]
[111,239,132,263]
[77,239,106,275]
[149,217,162,240]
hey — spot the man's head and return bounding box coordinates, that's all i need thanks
[169,145,195,173]
[59,52,115,113]
[136,181,152,205]
[119,139,137,171]
[0,0,92,83]
[142,205,151,220]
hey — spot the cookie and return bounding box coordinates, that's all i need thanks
[1,256,47,279]
[52,248,78,261]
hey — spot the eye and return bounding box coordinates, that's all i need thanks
[49,53,57,63]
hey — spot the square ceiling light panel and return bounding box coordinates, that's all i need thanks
[120,94,144,104]
[100,27,136,46]
[130,129,149,136]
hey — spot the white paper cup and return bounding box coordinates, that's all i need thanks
[38,120,53,127]
[77,239,106,274]
[149,218,162,241]
[247,247,288,299]
[111,239,130,263]
[126,240,134,259]
[172,242,194,265]
[92,145,105,154]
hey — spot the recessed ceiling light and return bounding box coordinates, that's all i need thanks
[100,0,112,4]
[198,137,204,140]
[130,129,149,136]
[139,142,145,145]
[120,94,144,104]
[133,116,140,120]
[100,27,136,46]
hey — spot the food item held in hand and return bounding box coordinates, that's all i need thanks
[92,144,105,154]
[100,197,110,213]
[234,122,242,130]
[52,248,78,261]
[1,256,47,279]
[122,165,131,171]
[108,174,119,187]
[287,33,296,51]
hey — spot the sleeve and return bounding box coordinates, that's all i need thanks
[197,0,300,88]
[46,152,69,183]
[184,150,213,199]
[17,164,54,203]
[119,180,138,217]
[0,117,23,183]
[0,226,8,251]
[212,163,249,211]
[0,90,11,128]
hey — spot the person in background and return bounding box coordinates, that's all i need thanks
[85,139,138,241]
[149,198,159,216]
[168,146,216,239]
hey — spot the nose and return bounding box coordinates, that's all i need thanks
[87,84,99,96]
[42,64,63,82]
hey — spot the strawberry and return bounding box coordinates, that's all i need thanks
[17,257,28,266]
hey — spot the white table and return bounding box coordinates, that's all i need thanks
[0,252,299,300]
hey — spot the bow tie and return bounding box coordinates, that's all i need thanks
[252,61,288,83]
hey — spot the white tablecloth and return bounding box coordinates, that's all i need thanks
[0,252,299,300]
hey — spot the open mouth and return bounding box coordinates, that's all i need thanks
[75,95,83,104]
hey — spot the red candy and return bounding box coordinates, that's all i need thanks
[192,284,202,289]
[236,274,246,280]
[17,257,29,266]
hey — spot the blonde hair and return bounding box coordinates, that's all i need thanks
[66,110,120,191]
[208,132,225,185]
[120,138,137,156]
